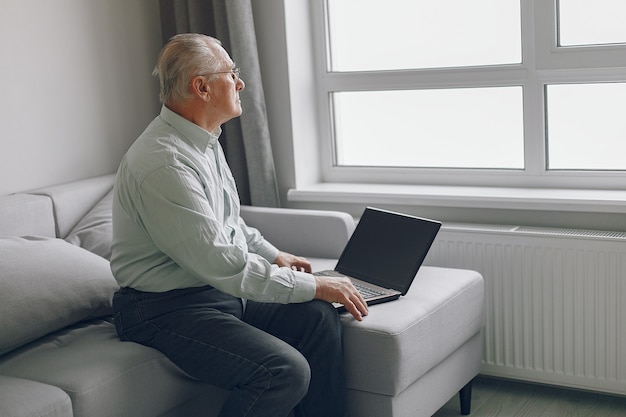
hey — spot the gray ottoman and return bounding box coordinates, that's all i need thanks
[335,265,484,417]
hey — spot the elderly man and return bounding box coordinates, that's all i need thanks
[110,33,367,417]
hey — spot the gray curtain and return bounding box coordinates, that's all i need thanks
[158,0,280,207]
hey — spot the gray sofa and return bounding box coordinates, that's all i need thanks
[0,174,484,417]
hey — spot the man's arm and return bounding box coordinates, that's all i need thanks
[273,251,368,321]
[124,166,316,303]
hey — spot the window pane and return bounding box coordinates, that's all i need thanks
[558,0,626,46]
[333,87,524,169]
[326,0,521,71]
[546,83,626,170]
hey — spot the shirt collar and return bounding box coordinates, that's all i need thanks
[159,105,222,152]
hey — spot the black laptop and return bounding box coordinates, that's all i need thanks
[314,207,441,310]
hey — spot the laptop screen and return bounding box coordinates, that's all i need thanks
[334,207,441,295]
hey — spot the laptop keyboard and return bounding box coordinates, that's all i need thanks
[352,282,385,299]
[314,271,386,299]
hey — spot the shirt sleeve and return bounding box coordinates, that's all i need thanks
[237,215,280,263]
[134,164,316,304]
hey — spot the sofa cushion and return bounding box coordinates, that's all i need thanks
[0,375,72,417]
[0,320,226,417]
[65,189,113,259]
[0,237,118,355]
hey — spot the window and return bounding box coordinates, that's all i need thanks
[326,0,521,71]
[557,0,626,47]
[333,87,524,169]
[311,0,626,189]
[546,82,626,170]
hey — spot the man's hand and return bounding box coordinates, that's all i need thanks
[273,251,312,273]
[314,275,369,321]
[274,252,368,320]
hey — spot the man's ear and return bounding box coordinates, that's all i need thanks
[190,76,211,100]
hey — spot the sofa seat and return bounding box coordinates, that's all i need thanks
[311,259,484,417]
[0,319,228,417]
[0,375,72,417]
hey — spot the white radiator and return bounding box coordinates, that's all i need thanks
[424,224,626,396]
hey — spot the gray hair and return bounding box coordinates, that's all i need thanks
[153,33,223,104]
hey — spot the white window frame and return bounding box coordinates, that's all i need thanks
[308,0,626,191]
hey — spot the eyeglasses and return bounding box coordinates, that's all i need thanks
[203,67,241,82]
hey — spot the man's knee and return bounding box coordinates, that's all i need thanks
[263,346,311,401]
[303,300,343,343]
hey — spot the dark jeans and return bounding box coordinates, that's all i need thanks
[112,286,347,417]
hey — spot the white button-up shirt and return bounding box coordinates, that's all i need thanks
[110,106,316,304]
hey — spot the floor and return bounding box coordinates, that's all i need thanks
[432,376,626,417]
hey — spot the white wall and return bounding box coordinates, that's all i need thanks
[0,0,162,195]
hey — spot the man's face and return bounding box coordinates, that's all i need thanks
[206,43,245,124]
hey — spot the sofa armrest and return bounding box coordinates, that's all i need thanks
[29,174,116,238]
[0,194,55,238]
[240,206,355,259]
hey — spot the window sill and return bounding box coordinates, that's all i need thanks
[287,183,626,213]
